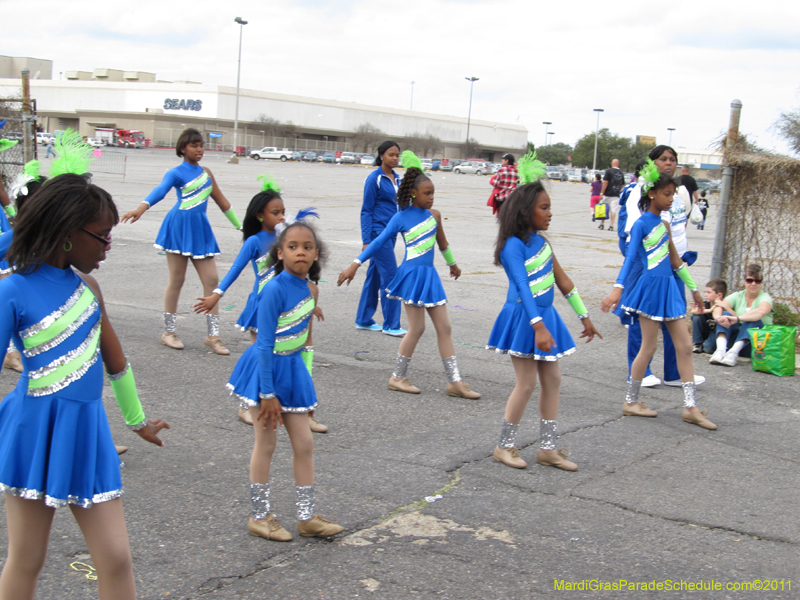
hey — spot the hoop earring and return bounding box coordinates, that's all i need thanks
[258,217,263,222]
[63,240,72,252]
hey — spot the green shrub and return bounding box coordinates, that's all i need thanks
[772,302,800,352]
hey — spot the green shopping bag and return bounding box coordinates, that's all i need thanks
[750,325,797,376]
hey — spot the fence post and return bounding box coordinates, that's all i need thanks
[710,99,742,280]
[20,68,34,165]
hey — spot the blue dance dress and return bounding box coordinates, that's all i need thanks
[0,265,123,508]
[227,270,317,412]
[144,161,221,259]
[0,210,10,274]
[357,206,446,307]
[616,211,686,321]
[487,234,575,361]
[215,230,277,332]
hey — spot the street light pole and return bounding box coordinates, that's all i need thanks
[592,108,604,170]
[464,76,479,159]
[542,121,551,148]
[410,81,415,111]
[667,127,675,146]
[548,132,555,144]
[232,16,248,163]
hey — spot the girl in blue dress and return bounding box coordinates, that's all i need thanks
[227,222,343,541]
[0,174,170,600]
[602,162,716,430]
[488,154,601,472]
[121,128,242,356]
[338,152,480,399]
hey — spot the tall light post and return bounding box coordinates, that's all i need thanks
[542,121,551,148]
[464,76,479,159]
[232,16,248,162]
[410,81,415,111]
[547,132,555,145]
[592,108,604,170]
[667,127,675,146]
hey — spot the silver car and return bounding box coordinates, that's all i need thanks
[454,160,492,175]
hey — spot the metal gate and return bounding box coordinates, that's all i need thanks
[90,149,127,180]
[0,98,37,189]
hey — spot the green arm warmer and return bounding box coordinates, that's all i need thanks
[4,204,16,218]
[674,264,698,292]
[441,247,456,266]
[108,363,147,429]
[302,346,314,377]
[565,288,589,320]
[224,207,242,229]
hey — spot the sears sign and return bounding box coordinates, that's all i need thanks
[163,99,203,111]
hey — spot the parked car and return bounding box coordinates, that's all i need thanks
[84,138,104,148]
[250,147,292,161]
[37,132,55,145]
[547,166,566,181]
[360,154,375,166]
[338,151,358,164]
[567,168,585,183]
[421,159,433,171]
[291,151,303,161]
[302,151,318,162]
[322,151,336,163]
[438,159,454,172]
[454,160,493,175]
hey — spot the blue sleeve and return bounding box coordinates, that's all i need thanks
[502,238,542,324]
[217,236,258,293]
[143,169,179,207]
[0,279,18,361]
[360,173,378,245]
[0,230,12,260]
[356,211,403,263]
[616,220,644,286]
[256,280,282,398]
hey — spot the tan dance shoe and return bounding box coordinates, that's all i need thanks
[536,448,578,471]
[2,351,23,373]
[297,515,344,538]
[204,335,230,355]
[237,407,254,425]
[623,401,658,417]
[309,415,329,433]
[388,377,421,394]
[682,408,717,430]
[248,515,293,542]
[493,446,527,469]
[160,332,184,350]
[446,381,481,399]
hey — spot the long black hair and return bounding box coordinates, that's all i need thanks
[638,173,677,214]
[241,190,282,241]
[396,167,430,209]
[374,140,400,167]
[268,221,328,283]
[494,181,547,266]
[8,174,118,273]
[14,176,49,212]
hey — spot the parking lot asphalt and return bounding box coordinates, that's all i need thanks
[1,149,797,599]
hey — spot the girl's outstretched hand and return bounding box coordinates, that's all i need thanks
[579,318,603,343]
[135,419,171,447]
[313,306,325,321]
[449,264,461,280]
[193,294,221,314]
[338,263,359,286]
[256,398,283,431]
[691,290,703,311]
[121,204,147,224]
[533,322,556,353]
[601,288,622,312]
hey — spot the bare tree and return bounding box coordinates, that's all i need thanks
[256,115,298,139]
[775,109,800,154]
[352,123,385,153]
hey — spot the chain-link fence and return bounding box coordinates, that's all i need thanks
[90,149,127,180]
[0,98,33,189]
[722,149,800,316]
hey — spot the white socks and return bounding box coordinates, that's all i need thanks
[729,340,746,356]
[716,335,728,353]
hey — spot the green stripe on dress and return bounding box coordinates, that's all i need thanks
[23,286,95,350]
[403,216,436,244]
[525,243,552,273]
[529,271,555,297]
[274,326,309,355]
[28,322,101,394]
[276,296,315,333]
[179,186,212,210]
[643,223,667,249]
[406,235,436,259]
[647,243,669,269]
[181,171,209,194]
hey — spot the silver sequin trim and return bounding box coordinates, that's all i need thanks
[393,354,411,379]
[0,483,123,509]
[442,356,462,383]
[128,419,147,431]
[181,170,208,193]
[498,419,519,449]
[108,362,131,381]
[276,296,314,334]
[486,346,576,361]
[625,378,642,404]
[643,222,667,247]
[154,244,220,259]
[404,216,436,242]
[540,419,557,451]
[619,305,686,322]
[564,288,578,299]
[296,485,315,522]
[21,283,86,342]
[213,288,225,297]
[682,381,697,408]
[528,271,554,297]
[23,298,99,358]
[250,482,271,521]
[164,312,177,333]
[524,242,550,269]
[207,314,220,337]
[226,383,259,408]
[226,385,317,412]
[27,322,102,397]
[530,317,543,325]
[274,326,309,355]
[259,392,277,400]
[386,293,447,307]
[234,324,258,333]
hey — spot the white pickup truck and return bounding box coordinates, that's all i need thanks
[250,147,292,161]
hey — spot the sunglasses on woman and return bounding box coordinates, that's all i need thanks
[81,227,112,249]
[745,278,762,284]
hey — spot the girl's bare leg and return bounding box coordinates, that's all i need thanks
[426,305,455,359]
[505,356,538,424]
[191,257,220,317]
[631,317,660,381]
[283,413,314,486]
[663,319,695,384]
[396,305,425,358]
[537,360,562,421]
[249,406,277,482]
[70,499,135,600]
[164,253,189,313]
[0,497,55,600]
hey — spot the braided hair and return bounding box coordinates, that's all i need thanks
[396,167,430,209]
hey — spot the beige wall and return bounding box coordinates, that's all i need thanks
[0,56,53,80]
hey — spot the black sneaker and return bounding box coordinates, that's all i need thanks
[598,223,604,230]
[693,343,703,354]
[608,226,614,231]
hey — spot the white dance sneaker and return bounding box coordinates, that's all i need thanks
[664,375,706,387]
[641,375,661,387]
[709,349,726,365]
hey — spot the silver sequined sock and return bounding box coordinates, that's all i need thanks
[207,314,220,337]
[625,378,642,404]
[392,354,412,379]
[7,342,15,354]
[250,482,270,521]
[682,381,697,408]
[442,356,462,383]
[296,485,315,522]
[540,419,557,451]
[498,419,519,449]
[164,312,177,333]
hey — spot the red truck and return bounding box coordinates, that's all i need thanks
[115,129,147,148]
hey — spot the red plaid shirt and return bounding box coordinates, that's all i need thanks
[492,165,519,203]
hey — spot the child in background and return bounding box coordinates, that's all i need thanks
[488,153,601,471]
[121,128,242,355]
[590,173,602,222]
[338,151,480,399]
[696,190,709,230]
[691,279,727,354]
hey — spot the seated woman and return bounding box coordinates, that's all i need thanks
[709,264,773,367]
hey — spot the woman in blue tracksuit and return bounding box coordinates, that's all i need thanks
[355,140,405,336]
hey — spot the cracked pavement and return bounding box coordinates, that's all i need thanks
[1,150,797,599]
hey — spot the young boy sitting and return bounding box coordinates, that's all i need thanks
[691,278,727,354]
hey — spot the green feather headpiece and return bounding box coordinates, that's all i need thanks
[257,174,281,193]
[23,160,42,182]
[517,151,547,185]
[0,139,19,152]
[401,150,423,172]
[639,158,660,192]
[49,130,94,177]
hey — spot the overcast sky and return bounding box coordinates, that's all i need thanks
[5,0,800,154]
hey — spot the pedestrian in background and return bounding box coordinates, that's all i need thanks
[589,173,602,222]
[489,153,519,216]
